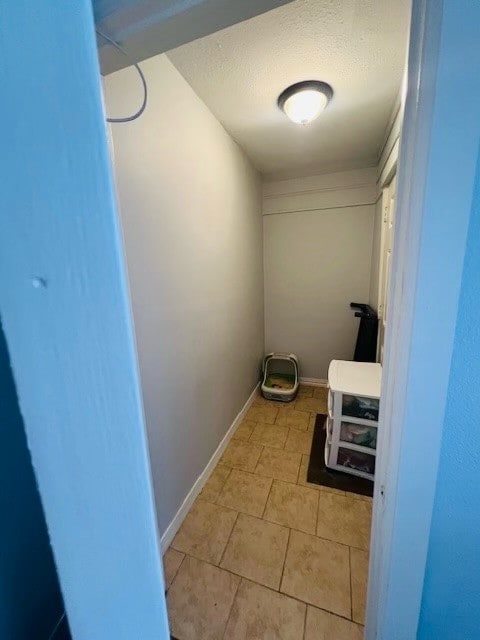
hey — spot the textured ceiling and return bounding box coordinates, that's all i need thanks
[168,0,410,179]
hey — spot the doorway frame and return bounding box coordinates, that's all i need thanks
[2,0,479,638]
[0,3,170,638]
[366,0,480,637]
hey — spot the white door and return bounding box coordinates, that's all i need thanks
[377,174,396,362]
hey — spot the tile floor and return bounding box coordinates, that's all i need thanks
[164,385,372,640]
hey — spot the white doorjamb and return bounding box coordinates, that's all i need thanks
[366,0,480,638]
[0,3,170,638]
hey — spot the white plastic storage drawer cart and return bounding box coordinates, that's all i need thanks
[326,360,382,480]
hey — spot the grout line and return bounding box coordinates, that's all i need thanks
[183,496,365,558]
[191,461,371,548]
[350,542,371,553]
[314,488,320,537]
[305,526,370,553]
[213,472,326,539]
[249,425,290,450]
[252,444,265,475]
[214,458,310,492]
[174,551,357,625]
[166,551,187,595]
[213,466,233,506]
[349,546,353,621]
[261,477,275,519]
[278,527,292,594]
[262,509,334,541]
[217,510,240,568]
[221,577,242,640]
[295,455,303,487]
[247,420,259,442]
[302,602,308,640]
[171,452,371,621]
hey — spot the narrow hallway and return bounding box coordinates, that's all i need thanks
[163,385,371,639]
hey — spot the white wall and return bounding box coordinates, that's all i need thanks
[263,168,376,380]
[103,55,264,537]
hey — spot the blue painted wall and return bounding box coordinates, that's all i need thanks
[0,321,64,639]
[417,146,480,639]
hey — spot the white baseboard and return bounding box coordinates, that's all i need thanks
[159,382,260,553]
[300,377,328,387]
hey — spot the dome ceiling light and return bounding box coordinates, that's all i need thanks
[278,80,333,125]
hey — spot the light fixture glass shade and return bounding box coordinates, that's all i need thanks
[278,81,333,125]
[283,89,328,124]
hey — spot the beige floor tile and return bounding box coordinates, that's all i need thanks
[246,403,279,424]
[255,447,301,483]
[351,547,369,624]
[252,393,274,406]
[220,514,289,589]
[297,384,314,397]
[171,500,237,564]
[305,606,364,640]
[249,422,289,449]
[163,548,184,589]
[308,412,317,431]
[351,493,373,503]
[317,492,372,550]
[313,386,329,401]
[281,530,351,618]
[217,469,272,517]
[264,480,319,534]
[284,428,313,455]
[295,396,328,414]
[199,465,231,502]
[232,419,256,441]
[297,454,346,496]
[275,407,310,430]
[221,440,262,472]
[224,579,306,639]
[167,555,240,640]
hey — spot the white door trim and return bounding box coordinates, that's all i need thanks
[0,3,170,637]
[366,0,480,637]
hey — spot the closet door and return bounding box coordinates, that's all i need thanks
[378,174,396,362]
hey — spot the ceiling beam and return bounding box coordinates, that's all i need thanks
[96,0,293,75]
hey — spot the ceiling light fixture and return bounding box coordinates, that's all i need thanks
[278,80,333,125]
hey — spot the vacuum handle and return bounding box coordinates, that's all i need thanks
[350,302,377,318]
[350,302,368,312]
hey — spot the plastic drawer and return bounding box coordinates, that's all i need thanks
[337,447,375,475]
[342,394,379,421]
[340,422,377,449]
